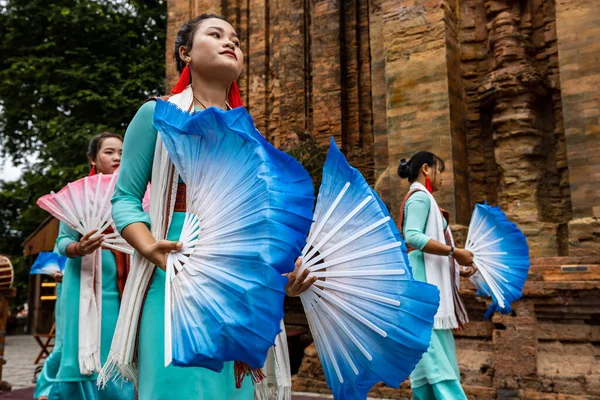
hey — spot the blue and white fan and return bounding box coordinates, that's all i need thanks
[30,252,66,276]
[465,203,530,318]
[154,100,314,371]
[298,139,440,399]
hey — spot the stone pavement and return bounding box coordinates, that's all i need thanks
[2,335,40,392]
[0,334,334,399]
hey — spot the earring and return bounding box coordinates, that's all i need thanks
[171,59,192,94]
[425,175,433,193]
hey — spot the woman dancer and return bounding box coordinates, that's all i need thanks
[108,14,313,400]
[48,133,134,400]
[397,152,476,400]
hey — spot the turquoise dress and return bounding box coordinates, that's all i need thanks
[34,282,63,399]
[48,223,135,400]
[402,191,467,400]
[111,101,253,400]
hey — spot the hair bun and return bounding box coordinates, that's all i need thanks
[397,158,410,179]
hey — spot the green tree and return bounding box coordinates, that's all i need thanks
[0,0,167,307]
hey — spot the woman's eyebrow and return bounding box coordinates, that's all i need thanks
[206,26,239,38]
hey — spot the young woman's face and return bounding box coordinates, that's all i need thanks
[186,18,244,82]
[431,163,443,192]
[91,137,122,175]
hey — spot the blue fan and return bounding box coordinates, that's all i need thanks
[30,252,66,276]
[465,203,530,319]
[298,139,440,399]
[153,100,315,371]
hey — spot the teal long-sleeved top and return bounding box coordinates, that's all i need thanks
[402,190,463,392]
[109,100,253,399]
[111,101,156,232]
[53,223,121,382]
[402,191,435,282]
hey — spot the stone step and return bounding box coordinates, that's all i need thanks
[460,256,600,295]
[530,256,600,266]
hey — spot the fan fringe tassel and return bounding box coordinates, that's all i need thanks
[234,361,266,389]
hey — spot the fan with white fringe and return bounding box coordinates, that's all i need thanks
[466,203,530,318]
[36,172,133,255]
[30,252,67,276]
[298,139,440,399]
[153,100,314,372]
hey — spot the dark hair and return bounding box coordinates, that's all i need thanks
[88,132,123,162]
[397,151,445,182]
[174,14,228,73]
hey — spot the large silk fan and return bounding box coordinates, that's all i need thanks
[30,252,67,276]
[153,100,314,371]
[36,173,133,255]
[466,203,530,318]
[298,139,440,400]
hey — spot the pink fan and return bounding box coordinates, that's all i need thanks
[37,173,133,255]
[142,184,151,213]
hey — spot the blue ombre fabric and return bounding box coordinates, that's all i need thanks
[30,252,67,275]
[153,100,314,371]
[468,203,530,319]
[307,139,440,400]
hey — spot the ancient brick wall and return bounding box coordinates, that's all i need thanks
[166,0,598,259]
[555,0,600,257]
[459,0,573,258]
[166,0,600,398]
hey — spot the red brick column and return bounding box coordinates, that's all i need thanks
[555,0,600,256]
[376,0,469,224]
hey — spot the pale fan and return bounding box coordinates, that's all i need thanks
[37,172,133,255]
[154,100,314,371]
[298,139,440,399]
[466,203,530,318]
[30,252,67,276]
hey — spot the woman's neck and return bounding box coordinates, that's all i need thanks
[414,175,427,187]
[190,74,229,110]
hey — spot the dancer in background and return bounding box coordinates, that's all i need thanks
[48,133,134,400]
[397,152,477,400]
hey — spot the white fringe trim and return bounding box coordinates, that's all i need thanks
[433,315,459,330]
[78,351,101,376]
[254,383,291,400]
[96,353,138,389]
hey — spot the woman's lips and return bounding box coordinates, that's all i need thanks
[220,50,237,60]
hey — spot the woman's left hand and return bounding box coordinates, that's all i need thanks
[52,271,63,283]
[284,258,317,297]
[460,264,478,278]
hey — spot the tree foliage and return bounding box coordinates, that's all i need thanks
[0,0,167,307]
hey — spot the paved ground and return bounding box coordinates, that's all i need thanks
[0,334,333,399]
[2,335,41,392]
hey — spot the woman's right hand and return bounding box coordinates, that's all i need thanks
[453,248,474,266]
[139,240,183,270]
[76,230,105,256]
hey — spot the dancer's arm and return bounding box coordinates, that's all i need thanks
[55,222,103,258]
[403,192,473,266]
[111,101,181,270]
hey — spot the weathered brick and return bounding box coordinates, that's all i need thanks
[166,1,600,398]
